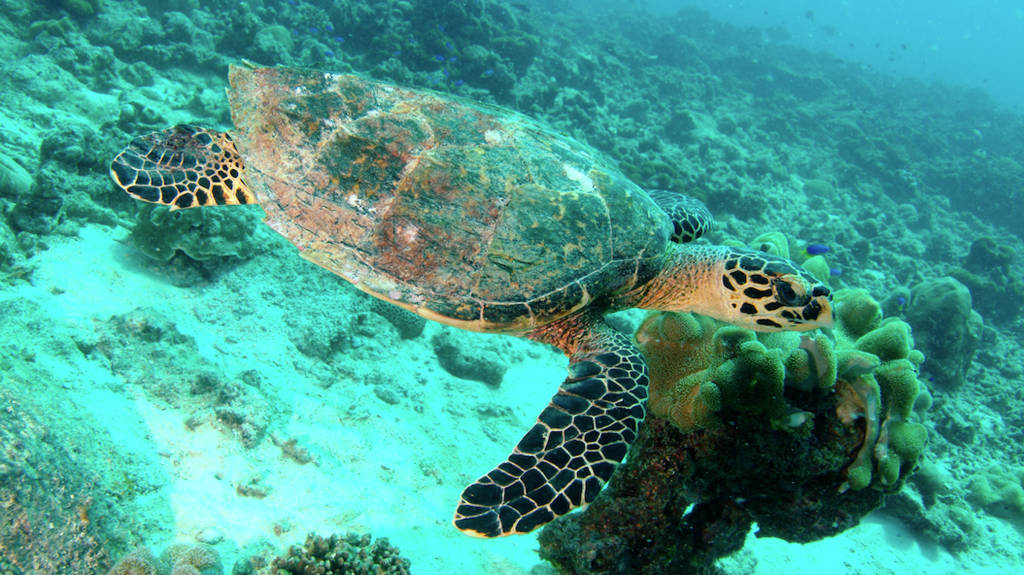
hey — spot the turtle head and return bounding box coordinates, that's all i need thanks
[634,245,833,332]
[713,248,833,332]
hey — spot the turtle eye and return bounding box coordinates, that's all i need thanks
[773,277,808,307]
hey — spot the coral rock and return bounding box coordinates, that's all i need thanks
[266,532,411,575]
[905,276,982,389]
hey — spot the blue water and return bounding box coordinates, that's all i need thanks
[646,0,1024,113]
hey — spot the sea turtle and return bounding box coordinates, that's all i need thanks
[109,65,833,538]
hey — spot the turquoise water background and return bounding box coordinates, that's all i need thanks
[645,0,1024,114]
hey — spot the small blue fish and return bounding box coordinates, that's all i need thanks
[442,68,450,77]
[324,49,335,58]
[309,26,319,35]
[445,41,454,50]
[893,295,907,313]
[806,243,830,255]
[483,68,495,77]
[829,268,842,277]
[334,36,345,43]
[326,23,334,32]
[434,54,445,62]
[454,79,464,86]
[447,56,457,63]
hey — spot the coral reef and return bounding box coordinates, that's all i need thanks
[538,414,880,575]
[213,379,273,449]
[0,385,113,574]
[129,204,270,264]
[107,547,162,575]
[0,153,32,200]
[0,218,29,282]
[881,477,976,551]
[539,289,930,574]
[285,289,355,362]
[903,276,982,389]
[45,0,102,19]
[747,230,790,258]
[827,289,930,491]
[967,466,1024,520]
[635,311,822,433]
[948,236,1024,325]
[8,122,122,239]
[161,543,223,575]
[1,0,1022,570]
[262,532,410,575]
[431,329,508,387]
[106,543,222,575]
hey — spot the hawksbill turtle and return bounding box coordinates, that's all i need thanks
[109,65,833,538]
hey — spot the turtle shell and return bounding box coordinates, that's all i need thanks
[228,65,671,332]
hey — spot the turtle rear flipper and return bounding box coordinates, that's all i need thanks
[110,124,256,210]
[454,323,648,537]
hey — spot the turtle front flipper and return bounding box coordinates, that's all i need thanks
[646,189,715,243]
[454,322,648,537]
[110,124,256,210]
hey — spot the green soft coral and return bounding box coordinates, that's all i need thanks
[832,289,930,491]
[801,254,832,285]
[749,231,791,258]
[968,467,1024,519]
[834,288,883,339]
[636,313,802,433]
[638,287,930,492]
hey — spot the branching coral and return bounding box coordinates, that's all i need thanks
[267,532,411,575]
